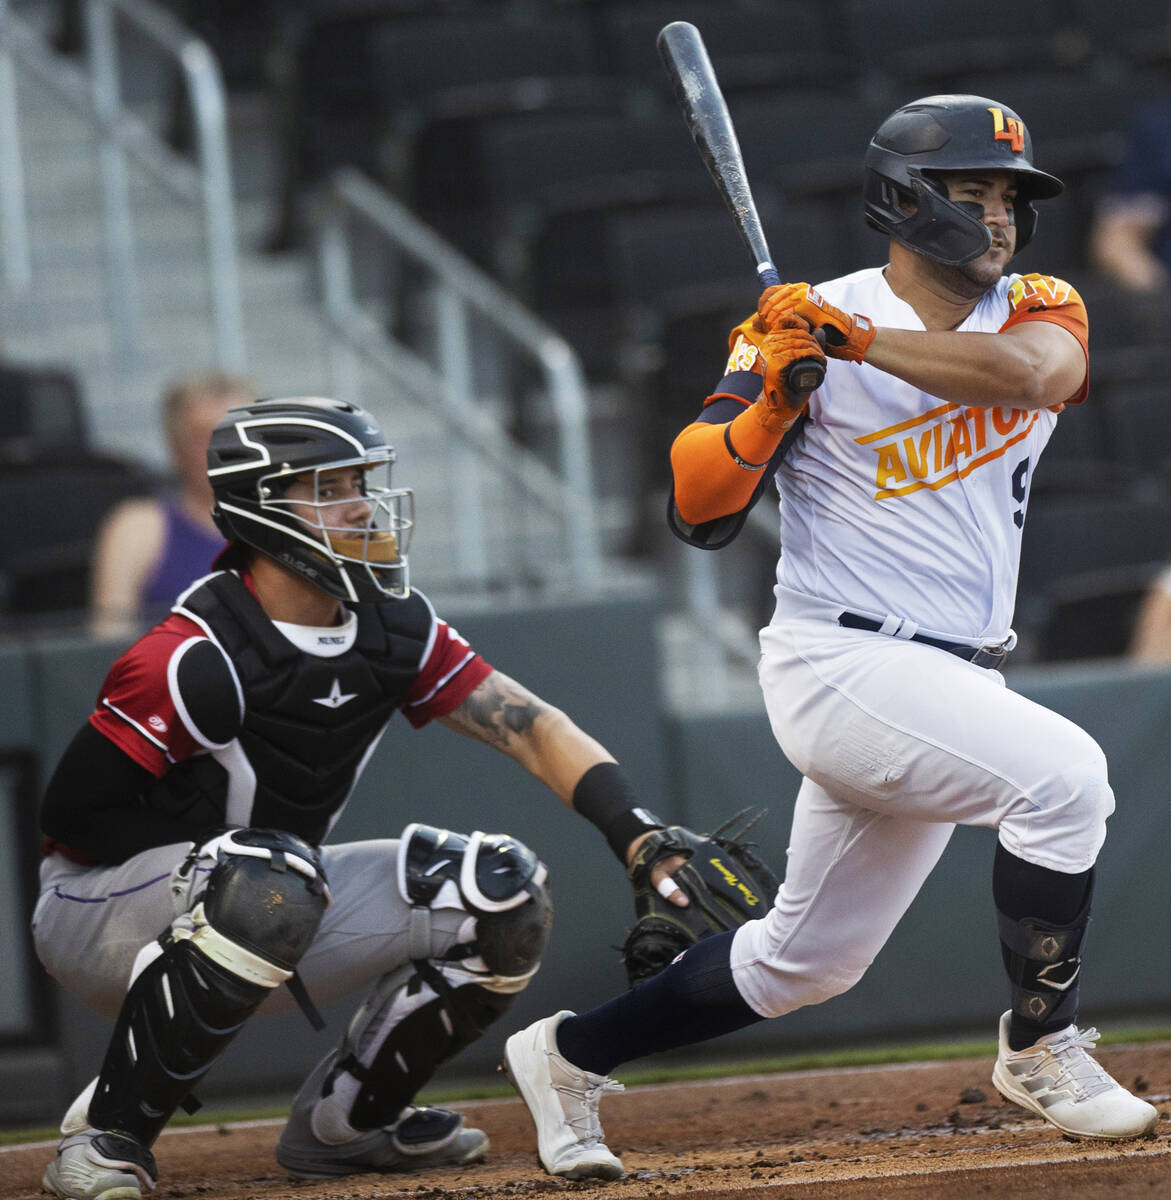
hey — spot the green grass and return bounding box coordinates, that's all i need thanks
[5,1024,1169,1147]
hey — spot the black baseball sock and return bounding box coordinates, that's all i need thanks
[992,842,1094,1051]
[554,930,764,1077]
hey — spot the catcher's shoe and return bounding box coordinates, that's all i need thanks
[276,1104,488,1179]
[503,1010,625,1179]
[992,1011,1158,1140]
[42,1128,157,1200]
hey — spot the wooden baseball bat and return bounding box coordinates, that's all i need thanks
[656,21,825,397]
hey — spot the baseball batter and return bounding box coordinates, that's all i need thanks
[33,397,692,1200]
[503,94,1158,1180]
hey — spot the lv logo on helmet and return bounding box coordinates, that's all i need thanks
[988,107,1025,153]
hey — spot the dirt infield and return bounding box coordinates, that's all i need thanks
[5,1040,1171,1200]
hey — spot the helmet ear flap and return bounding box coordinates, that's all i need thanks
[864,170,993,266]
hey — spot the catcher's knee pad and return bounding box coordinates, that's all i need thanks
[398,822,552,988]
[309,824,550,1137]
[180,828,330,974]
[86,828,328,1146]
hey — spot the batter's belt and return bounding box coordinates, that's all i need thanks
[838,612,1012,669]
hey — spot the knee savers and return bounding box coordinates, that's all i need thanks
[86,829,328,1145]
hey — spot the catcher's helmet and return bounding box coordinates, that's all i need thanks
[864,94,1063,266]
[207,396,414,601]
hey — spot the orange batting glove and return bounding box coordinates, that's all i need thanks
[758,283,876,364]
[756,318,827,433]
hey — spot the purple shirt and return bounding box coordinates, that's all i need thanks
[140,499,226,610]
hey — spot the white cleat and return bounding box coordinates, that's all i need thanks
[503,1011,625,1179]
[992,1011,1158,1140]
[42,1128,157,1200]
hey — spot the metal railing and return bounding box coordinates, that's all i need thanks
[0,0,30,291]
[318,168,603,593]
[0,0,244,372]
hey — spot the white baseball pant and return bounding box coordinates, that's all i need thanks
[730,587,1113,1020]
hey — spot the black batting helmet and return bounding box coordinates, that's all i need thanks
[863,94,1063,266]
[207,396,413,601]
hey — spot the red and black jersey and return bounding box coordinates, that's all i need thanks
[46,570,492,861]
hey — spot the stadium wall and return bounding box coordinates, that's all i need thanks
[2,593,1169,1123]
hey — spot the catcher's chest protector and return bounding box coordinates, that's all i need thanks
[171,572,432,842]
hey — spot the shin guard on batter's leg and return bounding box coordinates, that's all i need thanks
[997,895,1090,1049]
[993,844,1094,1050]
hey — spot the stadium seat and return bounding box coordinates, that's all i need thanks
[1034,562,1159,661]
[724,92,892,200]
[1066,0,1171,68]
[0,452,158,624]
[596,0,858,100]
[607,199,850,339]
[1010,188,1088,279]
[1029,401,1139,499]
[846,1,1073,94]
[0,365,88,460]
[1107,380,1171,483]
[1017,494,1171,602]
[950,70,1165,178]
[266,4,622,248]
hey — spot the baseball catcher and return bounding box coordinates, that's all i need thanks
[34,396,698,1200]
[622,812,779,987]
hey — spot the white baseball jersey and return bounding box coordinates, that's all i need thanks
[766,267,1086,642]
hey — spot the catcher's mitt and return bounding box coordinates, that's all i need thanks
[621,809,780,987]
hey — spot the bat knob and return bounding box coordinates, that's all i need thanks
[785,358,825,397]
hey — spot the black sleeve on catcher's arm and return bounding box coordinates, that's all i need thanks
[40,724,221,864]
[667,384,805,551]
[572,762,663,863]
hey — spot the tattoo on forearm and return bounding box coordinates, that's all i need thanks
[456,676,545,748]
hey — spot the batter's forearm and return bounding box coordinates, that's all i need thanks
[865,326,1076,410]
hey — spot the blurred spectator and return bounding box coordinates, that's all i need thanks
[89,370,255,640]
[1129,564,1171,663]
[1089,96,1171,293]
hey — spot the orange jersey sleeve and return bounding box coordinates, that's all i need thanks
[1001,273,1089,405]
[671,408,787,525]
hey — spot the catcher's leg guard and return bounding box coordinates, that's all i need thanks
[81,829,328,1146]
[308,825,551,1140]
[344,975,516,1130]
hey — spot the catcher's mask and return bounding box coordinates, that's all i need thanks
[863,93,1063,266]
[207,396,414,602]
